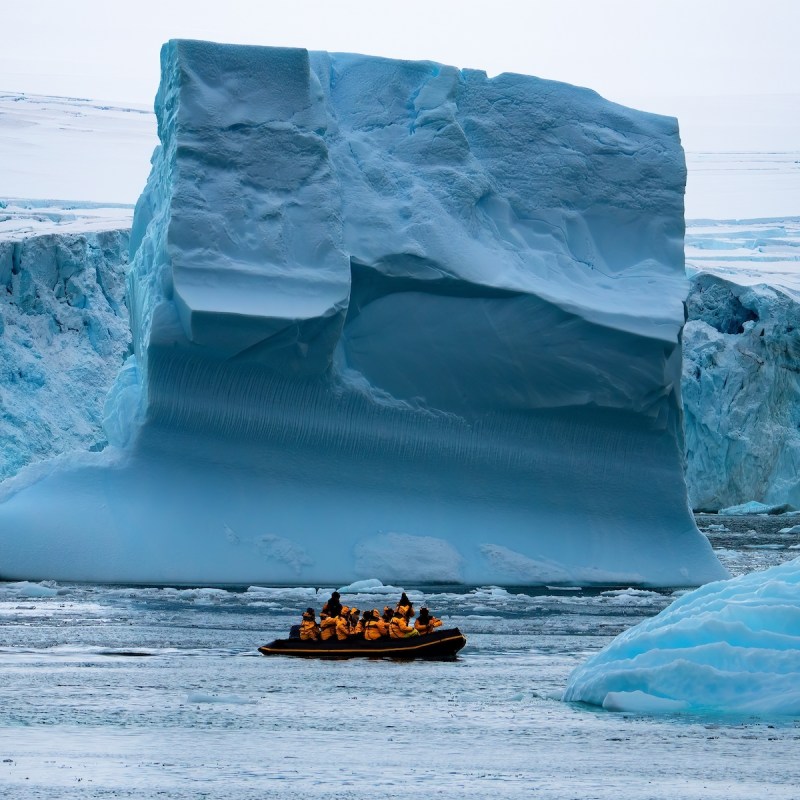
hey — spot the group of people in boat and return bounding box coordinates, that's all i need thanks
[298,591,443,642]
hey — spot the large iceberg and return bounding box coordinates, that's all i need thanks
[563,557,800,715]
[0,40,726,587]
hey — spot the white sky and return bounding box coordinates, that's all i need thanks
[3,0,799,107]
[2,0,798,215]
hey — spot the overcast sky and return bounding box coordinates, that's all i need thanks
[4,0,799,104]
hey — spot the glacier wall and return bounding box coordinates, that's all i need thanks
[683,274,800,510]
[0,40,725,586]
[0,225,131,480]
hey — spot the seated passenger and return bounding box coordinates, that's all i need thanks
[382,606,394,625]
[320,612,338,641]
[372,608,389,638]
[414,607,443,635]
[389,608,419,638]
[336,608,352,641]
[396,592,415,621]
[349,607,362,635]
[357,609,372,635]
[299,608,320,641]
[363,610,384,641]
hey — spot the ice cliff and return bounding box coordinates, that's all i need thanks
[0,40,725,586]
[683,220,800,511]
[0,208,130,480]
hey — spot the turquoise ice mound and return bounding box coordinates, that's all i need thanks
[563,557,800,715]
[0,40,726,586]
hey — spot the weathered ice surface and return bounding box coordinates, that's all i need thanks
[683,219,800,511]
[563,556,800,715]
[0,40,725,586]
[0,220,131,480]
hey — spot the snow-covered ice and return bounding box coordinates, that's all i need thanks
[563,556,800,715]
[0,40,724,587]
[0,92,156,204]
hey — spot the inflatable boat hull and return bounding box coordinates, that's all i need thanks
[258,627,467,659]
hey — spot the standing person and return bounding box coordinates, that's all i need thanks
[414,608,442,635]
[299,608,320,641]
[322,591,342,619]
[396,592,414,621]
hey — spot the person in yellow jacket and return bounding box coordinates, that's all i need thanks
[414,607,443,635]
[363,610,383,641]
[336,611,352,641]
[396,592,414,621]
[299,608,320,641]
[356,609,372,636]
[348,607,362,634]
[320,612,339,641]
[372,608,389,638]
[389,608,419,639]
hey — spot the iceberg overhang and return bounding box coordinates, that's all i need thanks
[0,40,726,587]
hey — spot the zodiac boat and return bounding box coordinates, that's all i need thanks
[258,628,467,659]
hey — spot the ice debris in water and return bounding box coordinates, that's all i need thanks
[717,501,793,516]
[186,693,257,705]
[563,557,800,715]
[0,581,59,598]
[336,578,404,595]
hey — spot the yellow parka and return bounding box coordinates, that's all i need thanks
[414,616,442,635]
[320,615,338,641]
[364,618,389,641]
[389,614,419,639]
[300,618,320,641]
[336,615,351,641]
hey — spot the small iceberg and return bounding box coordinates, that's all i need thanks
[563,557,800,715]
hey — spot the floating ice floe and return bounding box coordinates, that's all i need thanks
[563,557,800,715]
[0,581,59,598]
[717,501,793,516]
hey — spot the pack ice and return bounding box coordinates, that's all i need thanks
[0,40,726,586]
[563,556,800,715]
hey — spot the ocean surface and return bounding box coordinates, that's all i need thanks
[1,517,798,799]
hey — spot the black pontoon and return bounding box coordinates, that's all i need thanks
[258,628,467,659]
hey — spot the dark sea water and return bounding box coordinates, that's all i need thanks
[0,516,798,799]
